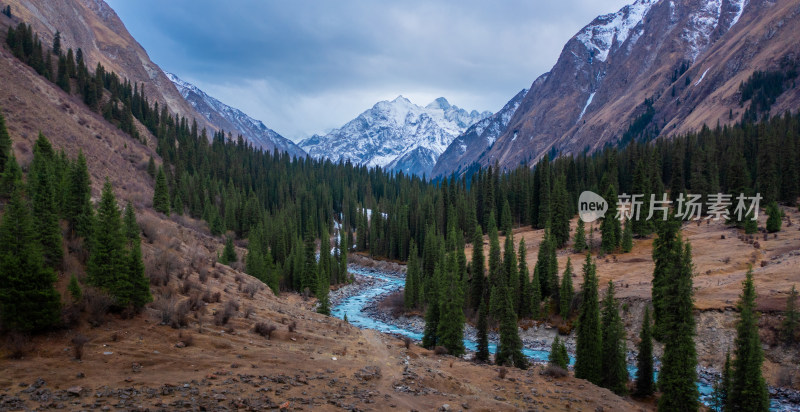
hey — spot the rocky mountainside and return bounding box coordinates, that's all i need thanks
[431,88,528,178]
[167,72,305,158]
[440,0,800,173]
[300,96,490,176]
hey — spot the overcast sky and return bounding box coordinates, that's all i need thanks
[106,0,631,141]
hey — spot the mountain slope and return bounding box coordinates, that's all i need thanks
[431,88,529,178]
[167,72,305,157]
[300,96,490,176]
[459,0,800,171]
[3,0,217,134]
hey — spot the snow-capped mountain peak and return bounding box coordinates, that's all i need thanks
[300,96,491,176]
[166,72,305,158]
[576,0,656,62]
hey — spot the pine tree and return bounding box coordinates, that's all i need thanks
[600,281,628,395]
[153,166,170,215]
[530,265,542,319]
[122,202,151,309]
[711,351,733,412]
[634,306,655,398]
[621,218,633,253]
[404,240,420,309]
[66,151,93,238]
[220,236,237,265]
[147,156,156,179]
[781,285,798,344]
[657,239,698,412]
[573,218,587,252]
[0,153,22,198]
[727,267,769,412]
[632,160,653,237]
[517,238,530,317]
[68,273,82,304]
[422,253,443,349]
[52,30,61,56]
[437,250,466,356]
[500,198,512,236]
[29,140,63,269]
[575,253,602,384]
[550,175,570,248]
[87,180,126,292]
[766,201,782,233]
[475,296,490,363]
[495,285,528,369]
[548,335,569,369]
[316,264,331,315]
[0,189,61,332]
[601,184,620,253]
[0,109,10,174]
[503,234,519,312]
[559,257,574,318]
[652,218,681,340]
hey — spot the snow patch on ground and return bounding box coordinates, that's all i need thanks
[694,68,710,86]
[578,92,596,121]
[729,0,747,28]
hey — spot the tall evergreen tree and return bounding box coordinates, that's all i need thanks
[517,238,530,317]
[475,296,490,363]
[600,281,629,395]
[220,236,237,265]
[122,202,151,309]
[68,273,82,304]
[657,239,698,412]
[0,189,61,332]
[621,218,633,253]
[727,267,769,412]
[550,175,570,248]
[573,218,587,252]
[469,226,485,311]
[782,285,798,344]
[495,285,527,369]
[29,141,63,269]
[404,240,420,309]
[765,201,782,233]
[316,263,331,315]
[559,257,574,318]
[634,306,655,398]
[652,217,681,340]
[87,180,126,293]
[66,151,93,238]
[0,109,10,174]
[437,249,466,356]
[601,184,620,253]
[503,233,519,312]
[422,251,443,349]
[548,335,569,369]
[153,166,170,215]
[0,153,22,198]
[530,265,542,319]
[500,198,513,236]
[711,351,733,412]
[575,253,602,384]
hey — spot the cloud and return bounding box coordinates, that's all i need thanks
[106,0,632,140]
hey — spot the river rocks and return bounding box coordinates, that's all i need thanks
[354,366,382,381]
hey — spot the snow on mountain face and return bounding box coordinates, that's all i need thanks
[576,0,656,62]
[300,96,491,176]
[166,72,306,158]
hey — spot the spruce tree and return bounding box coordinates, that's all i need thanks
[500,198,512,236]
[600,281,628,395]
[28,134,63,269]
[470,226,485,311]
[727,267,769,412]
[550,175,570,248]
[437,250,466,356]
[123,202,151,309]
[147,156,156,179]
[0,109,10,173]
[404,240,420,309]
[559,257,574,318]
[782,285,798,344]
[711,351,733,412]
[657,240,698,412]
[634,306,655,398]
[503,234,519,312]
[220,236,237,265]
[153,166,170,215]
[573,218,587,252]
[68,273,82,304]
[52,30,61,56]
[0,153,22,198]
[66,151,93,238]
[87,180,126,293]
[475,296,490,363]
[495,285,527,369]
[530,265,542,319]
[0,189,61,332]
[517,238,530,317]
[652,217,681,340]
[621,218,633,253]
[422,254,443,349]
[575,253,601,385]
[766,201,782,233]
[316,264,331,315]
[548,335,569,369]
[601,184,620,253]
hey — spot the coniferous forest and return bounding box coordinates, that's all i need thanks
[2,14,799,412]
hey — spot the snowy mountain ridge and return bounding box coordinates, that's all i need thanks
[166,72,306,158]
[300,95,491,176]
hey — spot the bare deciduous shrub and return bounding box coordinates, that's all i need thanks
[543,364,568,378]
[72,335,89,360]
[777,367,795,388]
[243,305,254,319]
[111,332,119,342]
[156,297,189,329]
[403,336,412,349]
[254,322,277,339]
[62,305,81,327]
[214,301,238,326]
[188,291,203,311]
[234,274,243,284]
[180,279,197,295]
[288,321,297,333]
[85,288,114,327]
[198,268,208,284]
[244,282,259,298]
[202,289,221,303]
[434,346,448,355]
[6,332,29,359]
[497,367,507,379]
[722,256,731,264]
[212,271,220,279]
